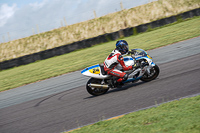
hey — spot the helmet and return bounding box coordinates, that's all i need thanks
[116,40,129,55]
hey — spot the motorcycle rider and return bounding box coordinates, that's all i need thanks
[103,40,139,87]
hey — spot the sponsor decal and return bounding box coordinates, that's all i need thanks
[147,54,152,59]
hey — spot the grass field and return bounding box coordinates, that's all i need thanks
[66,95,200,133]
[0,0,199,62]
[0,17,200,92]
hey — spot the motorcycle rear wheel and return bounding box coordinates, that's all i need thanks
[140,65,160,82]
[86,78,109,96]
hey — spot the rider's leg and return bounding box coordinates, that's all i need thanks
[107,69,128,83]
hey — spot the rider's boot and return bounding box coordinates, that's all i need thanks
[108,77,118,88]
[108,78,123,88]
[115,74,128,87]
[109,74,128,88]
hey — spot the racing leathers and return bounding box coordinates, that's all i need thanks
[103,49,133,83]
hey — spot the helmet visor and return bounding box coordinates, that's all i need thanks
[121,45,129,54]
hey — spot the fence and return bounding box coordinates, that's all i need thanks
[0,8,199,70]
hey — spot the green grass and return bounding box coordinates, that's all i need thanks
[67,95,200,133]
[0,17,200,92]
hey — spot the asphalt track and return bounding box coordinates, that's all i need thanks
[0,37,200,133]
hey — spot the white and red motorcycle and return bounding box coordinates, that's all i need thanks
[81,49,160,96]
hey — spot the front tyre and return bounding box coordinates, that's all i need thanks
[140,65,160,82]
[86,78,109,96]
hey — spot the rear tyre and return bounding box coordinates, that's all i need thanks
[86,78,109,96]
[140,65,160,82]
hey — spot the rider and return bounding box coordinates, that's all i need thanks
[103,40,139,87]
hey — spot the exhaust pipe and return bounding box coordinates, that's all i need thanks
[88,83,109,89]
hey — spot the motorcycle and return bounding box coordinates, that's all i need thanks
[81,49,160,96]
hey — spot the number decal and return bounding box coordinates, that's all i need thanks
[89,67,100,74]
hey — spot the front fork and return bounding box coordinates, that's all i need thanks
[146,62,156,76]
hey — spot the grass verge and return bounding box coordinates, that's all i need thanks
[66,95,200,133]
[0,17,200,92]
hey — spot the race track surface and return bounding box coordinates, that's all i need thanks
[0,37,200,133]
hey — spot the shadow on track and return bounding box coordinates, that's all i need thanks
[84,81,147,99]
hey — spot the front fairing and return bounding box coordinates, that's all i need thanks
[131,49,151,59]
[131,49,155,65]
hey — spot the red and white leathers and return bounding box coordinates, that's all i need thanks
[103,49,133,82]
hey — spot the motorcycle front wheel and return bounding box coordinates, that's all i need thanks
[140,65,160,82]
[86,78,109,96]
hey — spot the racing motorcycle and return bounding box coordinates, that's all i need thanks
[81,49,160,96]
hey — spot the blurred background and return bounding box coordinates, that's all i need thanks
[0,0,199,62]
[0,0,156,43]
